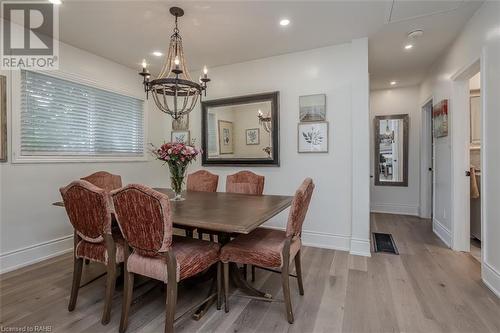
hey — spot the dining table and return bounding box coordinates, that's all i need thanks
[53,188,293,319]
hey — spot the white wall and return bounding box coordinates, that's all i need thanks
[419,1,500,297]
[0,42,170,273]
[370,86,421,216]
[183,40,371,256]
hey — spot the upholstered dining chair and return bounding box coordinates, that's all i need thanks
[81,171,122,192]
[187,170,219,192]
[226,170,265,195]
[226,170,265,280]
[111,184,222,333]
[220,178,314,324]
[60,180,124,325]
[185,170,219,240]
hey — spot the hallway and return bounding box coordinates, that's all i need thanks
[1,214,499,332]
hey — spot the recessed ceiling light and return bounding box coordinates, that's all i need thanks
[49,0,62,4]
[280,19,290,26]
[152,51,163,57]
[390,81,397,86]
[404,44,413,50]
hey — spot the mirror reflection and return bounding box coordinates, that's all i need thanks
[206,101,273,160]
[374,115,408,186]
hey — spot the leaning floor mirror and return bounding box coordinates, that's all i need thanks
[374,114,409,186]
[201,91,279,166]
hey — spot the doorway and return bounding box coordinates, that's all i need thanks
[468,72,481,262]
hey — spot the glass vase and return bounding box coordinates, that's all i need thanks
[168,163,187,201]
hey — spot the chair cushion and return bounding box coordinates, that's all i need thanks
[220,228,301,268]
[127,235,221,282]
[75,231,125,264]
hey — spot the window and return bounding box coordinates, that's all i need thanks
[19,70,144,160]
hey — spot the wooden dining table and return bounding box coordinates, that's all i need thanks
[53,188,293,319]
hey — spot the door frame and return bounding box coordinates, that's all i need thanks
[449,58,481,252]
[420,98,434,219]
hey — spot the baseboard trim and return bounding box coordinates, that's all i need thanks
[263,225,351,252]
[350,237,371,257]
[371,203,420,216]
[432,218,452,247]
[0,234,73,274]
[483,262,500,298]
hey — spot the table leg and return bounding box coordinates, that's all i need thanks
[229,263,272,299]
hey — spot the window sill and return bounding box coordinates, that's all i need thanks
[11,154,149,164]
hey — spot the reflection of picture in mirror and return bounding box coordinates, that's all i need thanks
[171,130,190,144]
[433,99,448,138]
[299,94,326,122]
[218,120,234,154]
[246,128,260,145]
[298,122,328,153]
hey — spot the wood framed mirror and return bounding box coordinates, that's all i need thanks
[201,92,280,166]
[374,114,409,186]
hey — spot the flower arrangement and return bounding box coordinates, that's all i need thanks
[151,142,200,201]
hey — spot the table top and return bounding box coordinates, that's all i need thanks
[54,189,293,234]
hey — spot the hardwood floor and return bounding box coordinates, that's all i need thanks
[1,213,500,332]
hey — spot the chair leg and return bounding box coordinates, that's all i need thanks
[294,250,304,296]
[210,234,214,242]
[85,259,90,265]
[251,265,256,282]
[223,262,229,313]
[281,261,294,324]
[165,280,178,333]
[102,262,117,324]
[68,257,83,311]
[216,262,222,310]
[243,264,248,280]
[119,272,134,333]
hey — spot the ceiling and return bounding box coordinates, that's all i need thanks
[57,1,483,91]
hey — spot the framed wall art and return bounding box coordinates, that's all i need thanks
[171,130,190,144]
[298,121,328,153]
[218,120,234,154]
[299,94,326,122]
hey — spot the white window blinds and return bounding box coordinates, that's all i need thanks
[20,70,144,157]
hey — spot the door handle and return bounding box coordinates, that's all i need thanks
[465,171,471,177]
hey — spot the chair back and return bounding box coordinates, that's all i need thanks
[187,170,219,192]
[81,171,122,192]
[111,184,172,257]
[285,178,315,238]
[60,180,112,243]
[226,171,265,195]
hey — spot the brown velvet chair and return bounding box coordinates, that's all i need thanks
[226,170,265,280]
[187,170,219,241]
[81,171,122,192]
[226,170,265,195]
[220,178,314,324]
[187,170,219,192]
[111,184,222,333]
[60,180,124,325]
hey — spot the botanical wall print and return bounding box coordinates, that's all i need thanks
[172,114,189,130]
[246,128,260,145]
[218,120,234,154]
[298,121,328,153]
[0,75,6,162]
[171,130,190,144]
[299,94,326,122]
[433,99,448,138]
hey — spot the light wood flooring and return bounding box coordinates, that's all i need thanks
[1,213,500,333]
